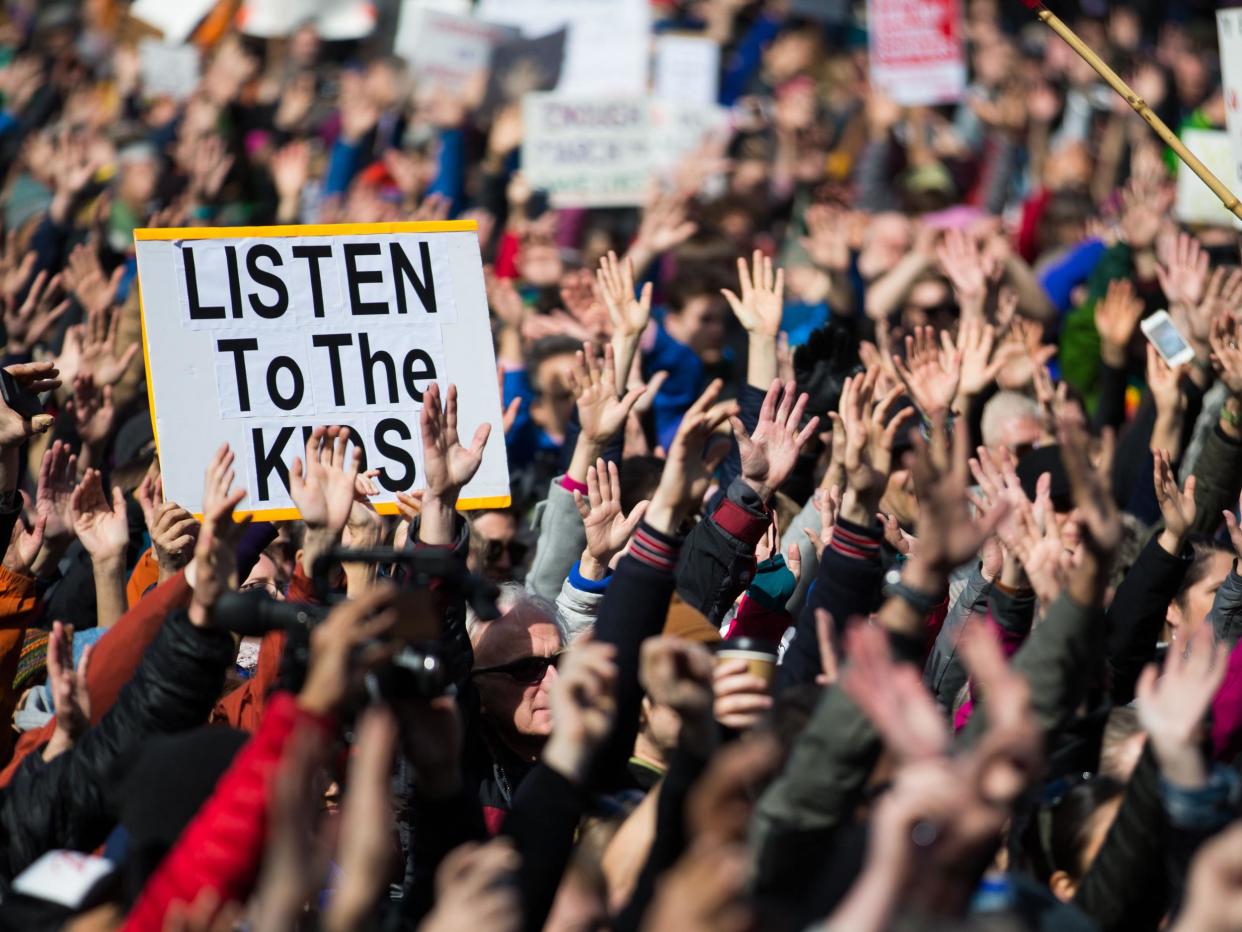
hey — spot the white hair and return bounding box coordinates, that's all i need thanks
[466,581,565,644]
[980,391,1040,449]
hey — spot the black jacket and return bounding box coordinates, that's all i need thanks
[0,609,235,882]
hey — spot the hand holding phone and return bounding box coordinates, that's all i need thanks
[1140,310,1196,367]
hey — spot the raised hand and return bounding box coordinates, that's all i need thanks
[569,342,646,447]
[841,622,948,761]
[1058,417,1120,564]
[188,445,249,627]
[1118,178,1171,251]
[62,242,123,321]
[629,188,697,271]
[543,640,618,784]
[646,380,737,533]
[33,440,76,548]
[64,373,115,450]
[3,507,45,578]
[721,249,784,339]
[300,584,399,716]
[270,140,310,218]
[69,468,128,563]
[1146,343,1187,457]
[952,317,1026,403]
[574,458,648,577]
[79,304,139,387]
[836,369,914,523]
[3,269,67,354]
[1136,624,1226,789]
[136,460,198,581]
[420,383,490,501]
[639,636,715,722]
[0,361,58,446]
[596,250,651,341]
[1153,448,1195,554]
[803,485,842,559]
[894,325,961,420]
[1094,278,1144,367]
[290,426,360,534]
[801,203,851,274]
[909,417,1010,578]
[937,228,994,321]
[1156,231,1209,312]
[731,378,819,503]
[0,233,36,309]
[1209,313,1242,396]
[40,621,92,763]
[422,841,521,932]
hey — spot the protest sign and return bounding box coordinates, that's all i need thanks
[522,94,728,208]
[137,40,201,100]
[866,0,965,106]
[1174,129,1242,228]
[653,34,720,107]
[477,0,649,96]
[237,0,376,40]
[393,0,471,57]
[397,11,518,94]
[479,28,567,118]
[129,0,217,44]
[1217,9,1242,197]
[134,221,510,519]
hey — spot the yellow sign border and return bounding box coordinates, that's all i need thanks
[134,220,511,520]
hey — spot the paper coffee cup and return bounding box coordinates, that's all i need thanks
[715,637,778,685]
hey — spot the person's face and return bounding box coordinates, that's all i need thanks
[989,415,1043,459]
[289,25,321,67]
[365,62,400,111]
[858,214,913,281]
[118,157,158,207]
[665,295,728,363]
[533,352,577,429]
[240,553,288,600]
[471,511,521,582]
[472,611,563,754]
[518,241,563,287]
[1167,552,1234,640]
[639,696,682,758]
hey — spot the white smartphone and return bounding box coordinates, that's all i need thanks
[1140,310,1196,367]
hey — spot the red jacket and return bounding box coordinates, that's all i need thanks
[123,691,335,930]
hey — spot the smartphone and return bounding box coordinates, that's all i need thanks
[1140,310,1196,367]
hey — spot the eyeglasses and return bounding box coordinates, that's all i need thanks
[471,652,561,684]
[483,538,528,566]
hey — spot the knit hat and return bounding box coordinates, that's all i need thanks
[1015,445,1074,512]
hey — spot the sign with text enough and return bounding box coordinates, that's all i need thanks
[866,0,965,107]
[522,95,729,208]
[134,222,510,520]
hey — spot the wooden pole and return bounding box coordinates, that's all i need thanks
[1021,0,1242,222]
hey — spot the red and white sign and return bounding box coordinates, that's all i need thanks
[867,0,966,106]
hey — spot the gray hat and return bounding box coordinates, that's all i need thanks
[4,175,51,232]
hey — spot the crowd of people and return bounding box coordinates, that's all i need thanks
[1,0,1242,929]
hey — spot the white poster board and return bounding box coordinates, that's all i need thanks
[1175,129,1242,228]
[129,0,217,44]
[134,221,510,519]
[653,34,720,107]
[400,12,519,94]
[522,95,728,208]
[138,40,201,100]
[393,0,471,59]
[477,0,649,96]
[866,0,965,106]
[1217,9,1242,200]
[237,0,377,40]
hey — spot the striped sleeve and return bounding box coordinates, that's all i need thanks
[630,523,682,573]
[828,522,882,561]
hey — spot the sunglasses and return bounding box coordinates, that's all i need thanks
[483,538,529,566]
[471,652,562,684]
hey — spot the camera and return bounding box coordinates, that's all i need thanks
[214,545,499,700]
